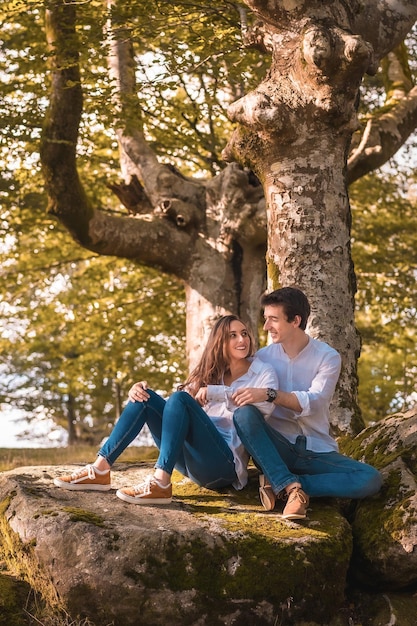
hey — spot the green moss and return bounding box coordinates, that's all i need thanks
[0,496,62,612]
[62,506,105,527]
[0,494,13,516]
[352,469,415,561]
[172,472,345,540]
[402,448,417,477]
[0,573,34,626]
[123,511,351,625]
[339,430,403,470]
[347,589,417,626]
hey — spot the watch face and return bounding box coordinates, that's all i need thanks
[267,388,277,402]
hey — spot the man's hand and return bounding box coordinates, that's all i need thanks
[128,381,150,403]
[231,387,267,406]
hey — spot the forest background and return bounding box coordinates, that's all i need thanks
[1,0,417,449]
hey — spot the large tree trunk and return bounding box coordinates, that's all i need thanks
[40,0,417,434]
[222,0,417,433]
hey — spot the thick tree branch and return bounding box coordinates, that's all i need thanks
[40,1,194,274]
[244,1,417,69]
[40,1,90,237]
[39,0,268,356]
[352,0,417,62]
[107,175,153,215]
[347,86,417,184]
[106,8,208,226]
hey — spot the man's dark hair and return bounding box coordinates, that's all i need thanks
[261,287,311,330]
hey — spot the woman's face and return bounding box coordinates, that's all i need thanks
[226,320,251,361]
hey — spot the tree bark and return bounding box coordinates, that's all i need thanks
[223,0,417,433]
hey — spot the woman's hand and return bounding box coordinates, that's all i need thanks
[195,387,208,406]
[128,381,150,403]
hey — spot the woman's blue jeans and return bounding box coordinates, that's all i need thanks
[233,405,382,498]
[99,389,237,490]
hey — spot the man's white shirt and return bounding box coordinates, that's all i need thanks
[256,337,341,453]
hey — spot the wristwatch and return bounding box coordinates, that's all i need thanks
[266,388,278,403]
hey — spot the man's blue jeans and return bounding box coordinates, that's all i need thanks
[99,390,237,489]
[233,405,382,498]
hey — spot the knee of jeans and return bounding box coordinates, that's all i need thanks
[165,390,186,406]
[369,468,383,495]
[233,405,263,430]
[359,467,383,498]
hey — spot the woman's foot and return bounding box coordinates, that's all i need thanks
[54,465,111,491]
[116,475,172,505]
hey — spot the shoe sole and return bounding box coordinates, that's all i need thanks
[116,489,172,505]
[53,478,112,491]
[281,513,307,520]
[259,487,275,511]
[259,475,275,511]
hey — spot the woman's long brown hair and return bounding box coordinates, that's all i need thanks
[181,315,255,396]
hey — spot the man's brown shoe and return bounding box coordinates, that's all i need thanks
[281,486,309,520]
[259,474,276,511]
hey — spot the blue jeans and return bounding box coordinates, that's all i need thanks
[233,406,382,498]
[99,390,237,490]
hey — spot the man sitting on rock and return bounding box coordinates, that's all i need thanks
[231,286,383,520]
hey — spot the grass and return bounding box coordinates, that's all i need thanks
[0,445,158,472]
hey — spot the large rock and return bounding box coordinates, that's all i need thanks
[1,408,417,625]
[341,406,417,590]
[0,464,352,626]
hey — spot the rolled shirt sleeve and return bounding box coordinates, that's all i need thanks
[292,348,341,418]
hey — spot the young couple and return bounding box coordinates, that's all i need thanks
[54,287,382,519]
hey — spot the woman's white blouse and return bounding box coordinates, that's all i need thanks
[204,357,278,490]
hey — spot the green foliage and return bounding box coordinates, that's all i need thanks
[2,1,417,441]
[3,120,181,444]
[0,201,186,443]
[103,1,267,175]
[1,1,267,181]
[0,0,267,443]
[120,1,266,175]
[351,173,417,422]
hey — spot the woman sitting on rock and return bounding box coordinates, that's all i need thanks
[54,315,278,504]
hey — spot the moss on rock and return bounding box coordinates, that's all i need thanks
[0,495,62,611]
[0,573,33,626]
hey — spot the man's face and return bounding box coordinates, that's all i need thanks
[263,304,300,344]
